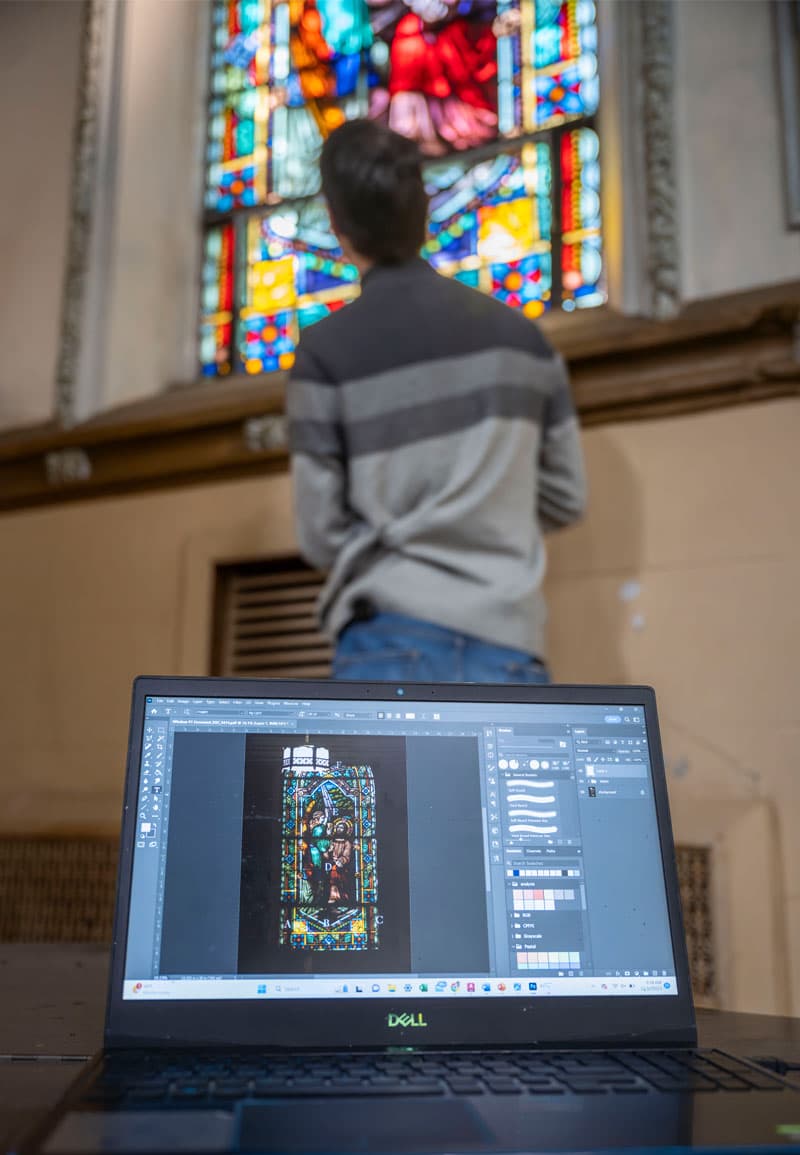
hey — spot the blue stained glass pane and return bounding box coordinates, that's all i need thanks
[236,119,255,154]
[531,0,600,127]
[580,21,597,51]
[534,25,561,68]
[224,30,260,70]
[454,269,480,287]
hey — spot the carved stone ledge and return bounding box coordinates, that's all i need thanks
[0,286,798,514]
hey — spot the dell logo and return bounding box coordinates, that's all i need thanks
[387,1012,428,1029]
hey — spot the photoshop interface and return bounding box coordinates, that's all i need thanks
[124,695,677,1000]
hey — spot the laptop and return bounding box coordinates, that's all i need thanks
[17,676,800,1154]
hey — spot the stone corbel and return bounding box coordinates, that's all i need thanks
[243,414,289,454]
[44,448,93,487]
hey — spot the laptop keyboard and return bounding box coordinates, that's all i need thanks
[83,1049,791,1106]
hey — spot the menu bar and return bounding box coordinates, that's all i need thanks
[146,697,644,725]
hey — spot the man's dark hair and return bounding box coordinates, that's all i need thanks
[320,120,428,265]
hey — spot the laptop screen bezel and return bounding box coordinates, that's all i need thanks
[105,676,696,1049]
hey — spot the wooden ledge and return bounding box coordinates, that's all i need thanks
[0,283,798,513]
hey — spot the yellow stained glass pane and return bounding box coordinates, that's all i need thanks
[252,256,297,312]
[477,199,535,263]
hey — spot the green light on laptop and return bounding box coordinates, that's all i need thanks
[387,1012,428,1028]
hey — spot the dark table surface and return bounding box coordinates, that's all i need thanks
[2,945,799,1152]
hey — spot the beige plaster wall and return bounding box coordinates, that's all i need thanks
[0,470,295,837]
[0,398,797,1010]
[545,397,800,1013]
[0,0,83,429]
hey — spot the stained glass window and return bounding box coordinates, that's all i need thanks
[280,744,379,950]
[559,125,602,310]
[425,143,553,318]
[200,224,234,376]
[238,202,360,374]
[200,0,603,375]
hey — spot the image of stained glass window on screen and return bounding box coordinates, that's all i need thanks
[280,744,379,950]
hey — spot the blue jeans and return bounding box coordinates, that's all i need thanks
[332,612,550,684]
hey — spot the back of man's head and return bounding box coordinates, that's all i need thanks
[320,119,428,266]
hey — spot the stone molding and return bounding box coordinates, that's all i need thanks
[55,0,107,425]
[640,0,681,319]
[1,285,797,514]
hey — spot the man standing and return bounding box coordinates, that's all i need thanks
[288,119,586,684]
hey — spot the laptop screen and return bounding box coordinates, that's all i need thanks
[123,693,678,1002]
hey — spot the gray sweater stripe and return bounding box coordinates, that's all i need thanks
[339,347,565,419]
[289,348,565,423]
[362,382,544,448]
[292,382,547,458]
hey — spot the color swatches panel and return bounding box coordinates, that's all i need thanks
[517,951,581,970]
[508,868,581,879]
[512,888,576,912]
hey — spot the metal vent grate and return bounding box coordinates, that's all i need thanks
[675,844,716,1003]
[0,837,118,942]
[213,558,332,678]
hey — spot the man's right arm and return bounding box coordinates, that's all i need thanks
[287,346,357,571]
[537,355,587,532]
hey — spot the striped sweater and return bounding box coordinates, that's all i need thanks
[287,258,586,657]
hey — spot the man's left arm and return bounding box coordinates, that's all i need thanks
[536,355,588,532]
[288,346,357,571]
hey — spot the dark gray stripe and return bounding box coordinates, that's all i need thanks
[289,417,344,458]
[292,345,334,386]
[338,383,547,457]
[287,378,341,423]
[296,258,556,381]
[546,373,577,429]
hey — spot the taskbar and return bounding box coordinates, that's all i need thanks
[123,975,678,1001]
